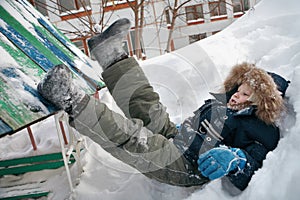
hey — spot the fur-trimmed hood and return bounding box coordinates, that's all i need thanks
[221,62,284,125]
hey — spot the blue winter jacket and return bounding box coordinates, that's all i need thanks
[173,92,280,191]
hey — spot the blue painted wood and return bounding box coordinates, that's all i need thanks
[0,25,54,71]
[0,1,104,136]
[0,119,13,136]
[37,17,94,69]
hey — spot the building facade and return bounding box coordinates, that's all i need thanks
[29,0,257,59]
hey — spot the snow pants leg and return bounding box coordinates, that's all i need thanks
[101,57,177,139]
[70,57,208,186]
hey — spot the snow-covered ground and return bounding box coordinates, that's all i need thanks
[1,0,300,199]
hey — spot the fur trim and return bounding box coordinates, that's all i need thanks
[222,62,284,124]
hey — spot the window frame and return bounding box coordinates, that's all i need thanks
[232,0,250,17]
[129,30,145,56]
[189,33,207,44]
[165,8,171,25]
[30,0,49,17]
[185,4,205,25]
[57,0,92,20]
[103,0,136,12]
[185,4,204,22]
[71,37,89,56]
[209,0,227,20]
[57,0,91,13]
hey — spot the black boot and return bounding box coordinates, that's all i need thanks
[88,18,131,70]
[37,64,85,114]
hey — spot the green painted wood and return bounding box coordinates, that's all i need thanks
[0,158,75,176]
[34,25,77,63]
[0,1,103,135]
[0,6,87,134]
[0,191,49,200]
[0,32,47,133]
[0,34,44,78]
[0,152,76,176]
[0,6,61,66]
[0,152,65,167]
[1,3,102,90]
[0,7,53,134]
[0,76,45,131]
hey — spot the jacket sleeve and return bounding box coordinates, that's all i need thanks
[226,142,269,191]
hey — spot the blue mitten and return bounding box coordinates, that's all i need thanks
[197,146,247,180]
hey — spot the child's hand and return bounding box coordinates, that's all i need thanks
[197,146,247,180]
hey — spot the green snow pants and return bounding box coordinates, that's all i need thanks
[70,57,208,186]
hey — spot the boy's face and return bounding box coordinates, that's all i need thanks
[228,83,253,107]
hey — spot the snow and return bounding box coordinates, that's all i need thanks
[1,0,300,199]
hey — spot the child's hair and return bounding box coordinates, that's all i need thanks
[222,62,285,124]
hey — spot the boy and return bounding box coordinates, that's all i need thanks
[37,19,289,192]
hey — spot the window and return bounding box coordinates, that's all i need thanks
[103,0,135,12]
[212,30,220,35]
[209,1,227,18]
[244,0,250,10]
[189,33,206,44]
[57,0,92,20]
[57,0,91,13]
[122,41,129,55]
[105,0,128,6]
[129,30,145,56]
[232,0,250,13]
[72,40,85,54]
[185,4,204,21]
[165,9,171,25]
[30,0,49,17]
[233,0,242,13]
